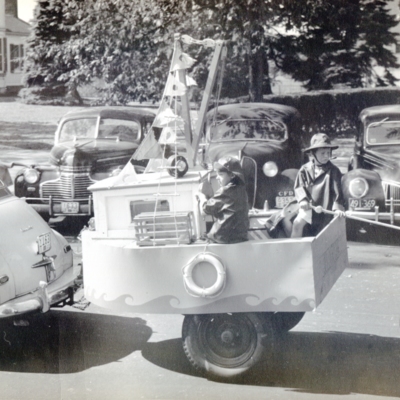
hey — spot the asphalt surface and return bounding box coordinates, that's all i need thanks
[0,233,399,400]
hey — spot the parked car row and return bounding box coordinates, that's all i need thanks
[9,102,400,227]
[2,101,400,322]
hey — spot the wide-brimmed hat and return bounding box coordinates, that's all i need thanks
[214,157,245,183]
[303,133,338,152]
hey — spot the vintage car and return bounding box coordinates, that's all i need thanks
[204,103,305,210]
[344,104,400,225]
[14,107,156,221]
[0,166,79,320]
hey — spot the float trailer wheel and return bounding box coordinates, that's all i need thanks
[182,313,273,379]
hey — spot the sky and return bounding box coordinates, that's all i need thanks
[18,0,36,23]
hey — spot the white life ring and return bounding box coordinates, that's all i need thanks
[182,252,226,298]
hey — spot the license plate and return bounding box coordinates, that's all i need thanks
[275,196,296,208]
[349,198,376,210]
[61,201,79,213]
[37,232,51,254]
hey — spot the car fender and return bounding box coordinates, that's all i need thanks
[342,169,385,209]
[281,168,298,182]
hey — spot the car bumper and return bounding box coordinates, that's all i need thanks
[24,196,92,217]
[0,267,81,319]
[347,201,400,225]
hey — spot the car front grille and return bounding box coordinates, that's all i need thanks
[382,180,400,211]
[40,166,94,200]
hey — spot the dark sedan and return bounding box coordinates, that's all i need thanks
[343,104,400,224]
[14,107,156,221]
[204,103,305,210]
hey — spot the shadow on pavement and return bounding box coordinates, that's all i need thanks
[0,310,152,374]
[142,331,400,397]
[142,339,198,378]
[347,219,400,246]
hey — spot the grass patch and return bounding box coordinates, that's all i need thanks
[0,121,55,149]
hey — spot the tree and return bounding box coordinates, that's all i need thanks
[66,0,190,104]
[185,0,275,101]
[21,0,85,103]
[270,0,400,90]
[22,0,400,104]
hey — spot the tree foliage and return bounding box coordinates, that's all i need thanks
[22,0,400,105]
[22,0,82,91]
[271,0,400,90]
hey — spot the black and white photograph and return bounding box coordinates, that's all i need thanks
[1,0,400,399]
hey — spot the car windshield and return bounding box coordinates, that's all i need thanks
[59,118,140,142]
[59,118,98,142]
[98,118,140,142]
[209,119,287,142]
[366,120,400,145]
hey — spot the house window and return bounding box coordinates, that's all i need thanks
[10,44,24,73]
[0,38,7,73]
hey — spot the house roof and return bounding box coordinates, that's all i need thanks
[5,15,30,35]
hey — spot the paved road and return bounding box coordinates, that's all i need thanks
[1,239,399,400]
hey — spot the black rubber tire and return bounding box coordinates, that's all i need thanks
[271,312,305,334]
[167,155,189,178]
[182,313,271,379]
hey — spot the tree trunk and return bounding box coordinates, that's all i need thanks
[247,0,271,102]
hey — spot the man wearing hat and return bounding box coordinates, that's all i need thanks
[197,157,249,243]
[291,133,345,238]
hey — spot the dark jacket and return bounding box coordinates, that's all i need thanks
[294,160,344,234]
[203,180,249,243]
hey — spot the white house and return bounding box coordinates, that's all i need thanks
[0,0,30,93]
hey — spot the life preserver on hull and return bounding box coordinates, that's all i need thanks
[182,252,226,298]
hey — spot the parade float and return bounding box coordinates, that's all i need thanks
[81,34,349,378]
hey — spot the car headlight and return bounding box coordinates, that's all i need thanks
[262,161,278,177]
[23,168,40,184]
[349,177,369,198]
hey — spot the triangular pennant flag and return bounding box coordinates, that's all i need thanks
[171,49,196,71]
[153,101,185,128]
[186,75,197,87]
[164,73,187,96]
[132,129,163,161]
[111,161,138,186]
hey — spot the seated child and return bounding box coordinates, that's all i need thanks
[265,200,299,238]
[197,157,249,243]
[291,133,345,238]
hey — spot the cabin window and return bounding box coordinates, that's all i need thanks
[130,200,170,221]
